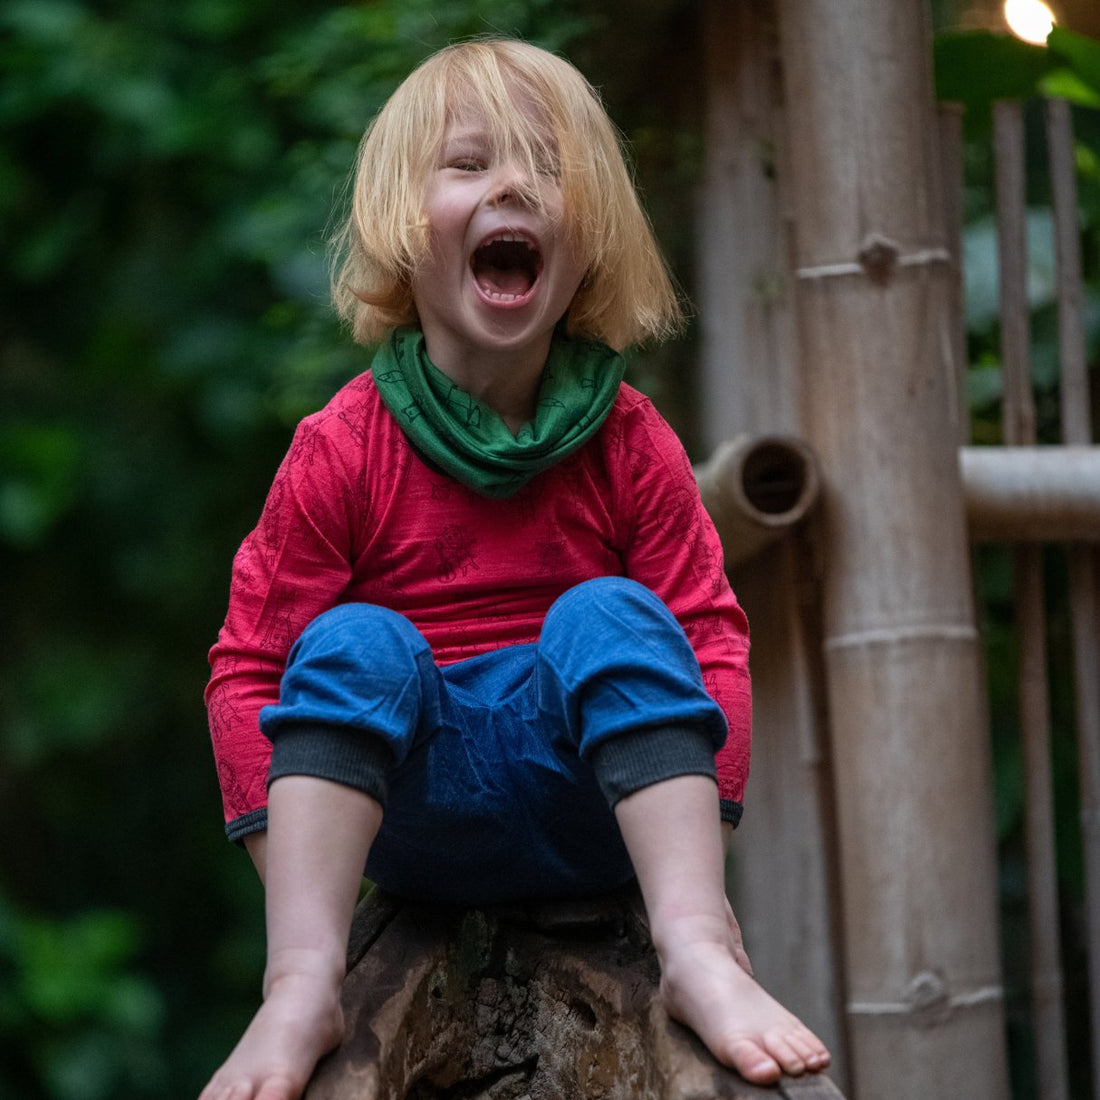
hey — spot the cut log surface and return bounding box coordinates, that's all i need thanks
[304,888,847,1100]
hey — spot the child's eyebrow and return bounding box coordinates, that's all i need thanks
[438,128,491,165]
[441,124,490,149]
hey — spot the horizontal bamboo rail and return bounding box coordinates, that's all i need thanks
[696,440,1100,562]
[961,446,1100,543]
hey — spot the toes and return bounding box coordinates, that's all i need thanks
[764,1032,810,1076]
[783,1025,831,1073]
[726,1038,782,1085]
[759,1026,832,1078]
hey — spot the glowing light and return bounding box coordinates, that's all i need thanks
[1003,0,1056,44]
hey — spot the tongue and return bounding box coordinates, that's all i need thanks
[478,264,532,297]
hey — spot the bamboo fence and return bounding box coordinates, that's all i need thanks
[701,1,1100,1097]
[1048,95,1100,1100]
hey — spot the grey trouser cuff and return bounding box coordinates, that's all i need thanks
[720,798,744,827]
[588,725,718,809]
[266,722,393,807]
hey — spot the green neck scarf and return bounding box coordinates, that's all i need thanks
[371,327,625,498]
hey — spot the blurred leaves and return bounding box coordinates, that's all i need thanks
[0,424,83,547]
[935,32,1057,127]
[0,895,166,1099]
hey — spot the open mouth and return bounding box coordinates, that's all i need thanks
[471,234,542,302]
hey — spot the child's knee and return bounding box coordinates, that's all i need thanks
[270,603,441,741]
[290,602,432,677]
[544,576,677,634]
[541,577,691,664]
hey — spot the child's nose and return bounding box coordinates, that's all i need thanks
[488,160,535,207]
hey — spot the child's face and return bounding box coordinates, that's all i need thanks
[410,101,587,372]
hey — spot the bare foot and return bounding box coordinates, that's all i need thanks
[199,954,344,1100]
[653,913,831,1085]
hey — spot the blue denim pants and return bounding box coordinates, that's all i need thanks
[259,577,727,904]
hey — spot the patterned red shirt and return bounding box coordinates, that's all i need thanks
[207,373,751,835]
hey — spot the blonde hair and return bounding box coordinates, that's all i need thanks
[330,39,683,351]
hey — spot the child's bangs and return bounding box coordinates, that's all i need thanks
[445,72,557,175]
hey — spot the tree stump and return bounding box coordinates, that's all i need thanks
[304,886,846,1100]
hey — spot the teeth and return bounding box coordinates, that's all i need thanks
[484,233,534,248]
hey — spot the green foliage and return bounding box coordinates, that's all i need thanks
[934,26,1100,127]
[1047,27,1100,104]
[0,895,166,1100]
[934,32,1057,128]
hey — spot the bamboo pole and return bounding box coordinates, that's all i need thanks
[960,446,1100,542]
[695,434,821,566]
[994,99,1070,1100]
[696,2,848,1086]
[937,104,969,447]
[697,0,799,447]
[1048,95,1100,1099]
[775,1,1009,1095]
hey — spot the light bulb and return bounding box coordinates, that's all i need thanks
[1003,0,1056,44]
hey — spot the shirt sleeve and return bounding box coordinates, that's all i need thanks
[205,406,361,839]
[617,401,751,823]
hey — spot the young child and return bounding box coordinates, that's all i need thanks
[201,38,830,1100]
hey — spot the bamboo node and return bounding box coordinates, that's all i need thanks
[905,970,948,1020]
[795,244,951,284]
[823,623,978,651]
[848,981,1003,1026]
[859,234,900,285]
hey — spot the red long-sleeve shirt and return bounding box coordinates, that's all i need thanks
[206,372,751,836]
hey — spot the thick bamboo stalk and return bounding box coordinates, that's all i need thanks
[1048,95,1100,1099]
[937,104,968,447]
[960,446,1100,542]
[994,99,1069,1100]
[775,1,1009,1096]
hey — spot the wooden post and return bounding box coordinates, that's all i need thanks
[697,0,799,447]
[994,99,1070,1100]
[774,0,1010,1095]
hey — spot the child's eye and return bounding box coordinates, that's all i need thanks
[536,156,560,179]
[449,158,485,172]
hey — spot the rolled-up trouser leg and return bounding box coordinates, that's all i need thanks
[536,576,728,807]
[259,602,442,805]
